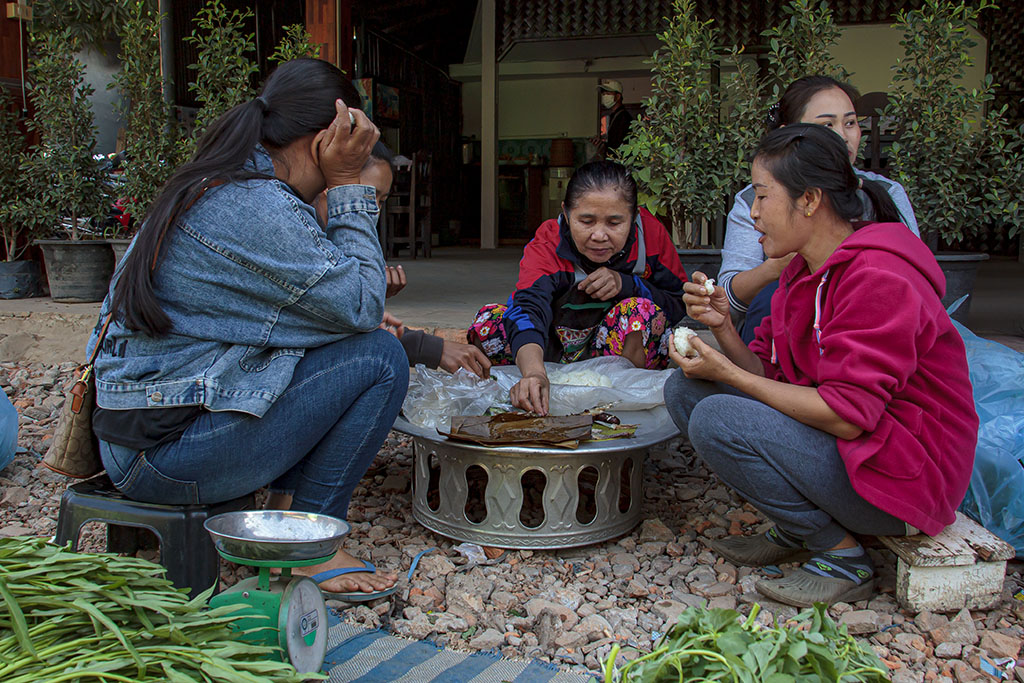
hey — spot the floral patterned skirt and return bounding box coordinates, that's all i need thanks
[467,297,673,370]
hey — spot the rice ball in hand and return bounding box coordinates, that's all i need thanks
[673,326,699,358]
[703,278,715,296]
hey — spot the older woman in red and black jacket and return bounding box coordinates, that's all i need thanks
[468,160,688,415]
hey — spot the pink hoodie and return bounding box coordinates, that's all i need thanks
[749,223,978,536]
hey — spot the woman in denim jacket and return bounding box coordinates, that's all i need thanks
[86,59,406,598]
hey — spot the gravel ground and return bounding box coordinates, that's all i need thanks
[2,360,1023,682]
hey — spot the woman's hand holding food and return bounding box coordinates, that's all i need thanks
[578,267,623,301]
[668,333,738,384]
[317,99,380,187]
[683,271,730,330]
[510,373,550,416]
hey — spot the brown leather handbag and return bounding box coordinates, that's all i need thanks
[42,314,113,478]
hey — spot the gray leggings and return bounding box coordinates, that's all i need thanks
[664,371,909,550]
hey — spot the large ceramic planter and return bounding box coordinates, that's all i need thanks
[109,238,132,268]
[36,239,114,303]
[936,252,989,325]
[0,260,44,299]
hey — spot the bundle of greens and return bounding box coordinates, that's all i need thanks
[0,536,317,682]
[602,604,889,682]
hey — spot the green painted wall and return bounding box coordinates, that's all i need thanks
[832,23,987,97]
[458,24,989,141]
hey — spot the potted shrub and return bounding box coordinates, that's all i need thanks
[269,24,323,64]
[182,0,257,155]
[0,88,45,298]
[108,0,180,266]
[615,0,843,280]
[885,0,1024,323]
[615,0,759,255]
[27,27,112,302]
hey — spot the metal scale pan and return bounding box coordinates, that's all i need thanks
[205,511,351,674]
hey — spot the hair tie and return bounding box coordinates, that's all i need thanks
[255,95,269,111]
[765,102,781,129]
[857,176,863,189]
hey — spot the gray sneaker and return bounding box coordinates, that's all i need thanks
[709,532,812,567]
[755,570,877,608]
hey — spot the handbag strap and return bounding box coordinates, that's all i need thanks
[86,313,114,367]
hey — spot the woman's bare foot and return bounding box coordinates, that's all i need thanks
[292,548,398,595]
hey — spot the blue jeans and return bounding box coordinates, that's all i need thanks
[664,371,908,549]
[739,280,778,345]
[100,330,408,519]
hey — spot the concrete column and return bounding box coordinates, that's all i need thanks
[480,0,498,249]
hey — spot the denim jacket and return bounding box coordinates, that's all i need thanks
[86,145,385,417]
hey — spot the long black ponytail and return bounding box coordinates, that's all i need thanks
[753,123,900,225]
[112,58,362,336]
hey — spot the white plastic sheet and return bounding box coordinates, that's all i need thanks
[402,356,669,433]
[490,356,668,416]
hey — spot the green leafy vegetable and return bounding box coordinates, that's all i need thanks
[602,603,888,682]
[0,536,318,682]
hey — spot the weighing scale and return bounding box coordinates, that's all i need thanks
[204,510,351,674]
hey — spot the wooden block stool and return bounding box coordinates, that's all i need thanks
[54,475,254,598]
[878,512,1015,612]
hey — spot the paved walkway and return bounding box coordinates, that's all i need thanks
[1,248,1021,362]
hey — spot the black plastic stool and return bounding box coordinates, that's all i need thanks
[54,475,254,598]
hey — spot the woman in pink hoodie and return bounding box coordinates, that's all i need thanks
[664,123,978,607]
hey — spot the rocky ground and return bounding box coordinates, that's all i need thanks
[2,360,1023,682]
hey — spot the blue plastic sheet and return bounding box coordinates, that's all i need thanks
[953,317,1024,556]
[0,389,17,473]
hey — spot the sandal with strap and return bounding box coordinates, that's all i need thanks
[314,549,436,603]
[312,559,397,603]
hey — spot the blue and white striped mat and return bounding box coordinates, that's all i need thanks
[324,613,597,683]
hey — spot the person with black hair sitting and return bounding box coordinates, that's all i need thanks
[87,59,405,601]
[719,75,919,344]
[469,160,689,415]
[665,124,977,607]
[357,143,492,379]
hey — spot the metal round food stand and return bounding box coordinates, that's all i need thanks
[394,409,679,550]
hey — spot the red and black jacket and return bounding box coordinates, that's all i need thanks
[503,208,688,361]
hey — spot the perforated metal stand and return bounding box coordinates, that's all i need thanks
[411,436,650,549]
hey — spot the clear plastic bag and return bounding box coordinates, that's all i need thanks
[953,319,1024,555]
[402,365,509,433]
[490,355,668,416]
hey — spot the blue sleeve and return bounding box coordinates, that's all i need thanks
[720,185,765,313]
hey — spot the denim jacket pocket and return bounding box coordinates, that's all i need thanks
[113,453,200,505]
[238,345,305,373]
